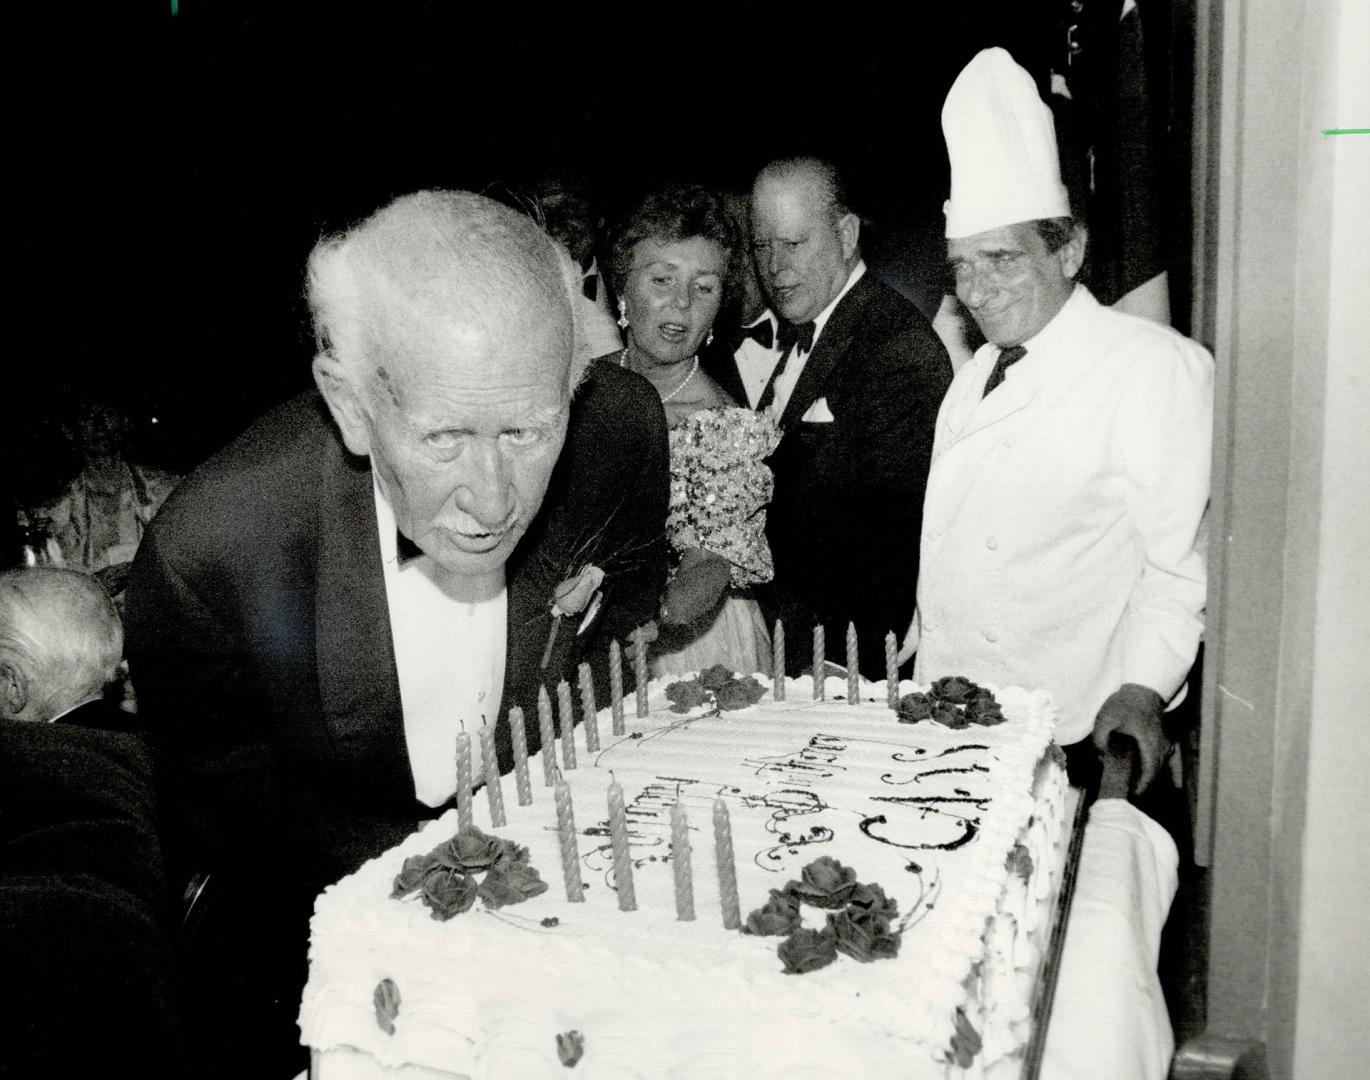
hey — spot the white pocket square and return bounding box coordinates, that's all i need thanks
[801,397,835,423]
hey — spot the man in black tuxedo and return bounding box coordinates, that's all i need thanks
[123,191,668,1076]
[700,189,781,408]
[749,158,952,679]
[1,566,178,1076]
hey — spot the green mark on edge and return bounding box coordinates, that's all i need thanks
[1321,128,1369,136]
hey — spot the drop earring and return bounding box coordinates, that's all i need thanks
[617,299,629,330]
[705,330,714,347]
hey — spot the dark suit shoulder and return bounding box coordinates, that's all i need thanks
[838,274,938,342]
[576,356,670,446]
[141,391,343,566]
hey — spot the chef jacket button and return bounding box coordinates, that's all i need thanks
[983,629,998,644]
[985,535,999,551]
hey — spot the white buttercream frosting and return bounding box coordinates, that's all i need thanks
[301,675,1067,1080]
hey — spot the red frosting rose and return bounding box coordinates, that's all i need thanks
[897,692,933,724]
[778,927,839,974]
[420,866,479,920]
[743,888,804,937]
[789,856,859,909]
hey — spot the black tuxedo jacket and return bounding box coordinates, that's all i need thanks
[699,330,750,407]
[124,361,668,900]
[1,713,179,1074]
[763,273,952,678]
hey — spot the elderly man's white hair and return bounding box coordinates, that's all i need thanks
[307,190,586,401]
[0,567,123,723]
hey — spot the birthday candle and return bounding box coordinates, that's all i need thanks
[713,798,741,930]
[812,624,825,701]
[772,619,786,701]
[885,631,900,710]
[633,626,649,718]
[554,774,585,903]
[847,622,860,705]
[558,680,577,771]
[508,706,533,806]
[670,801,695,921]
[479,722,506,827]
[454,731,474,831]
[609,638,625,735]
[607,776,637,911]
[578,662,600,753]
[537,685,557,786]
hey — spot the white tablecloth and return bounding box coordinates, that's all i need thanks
[1041,798,1179,1080]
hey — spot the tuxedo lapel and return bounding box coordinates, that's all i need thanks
[776,276,869,430]
[313,436,414,802]
[699,335,749,407]
[499,539,556,772]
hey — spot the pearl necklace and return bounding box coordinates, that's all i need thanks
[619,348,699,405]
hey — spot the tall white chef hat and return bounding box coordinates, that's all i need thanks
[942,47,1071,239]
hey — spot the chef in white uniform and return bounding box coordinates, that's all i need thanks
[908,48,1213,793]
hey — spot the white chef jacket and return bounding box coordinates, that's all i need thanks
[914,285,1212,745]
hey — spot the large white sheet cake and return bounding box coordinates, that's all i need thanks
[301,674,1069,1080]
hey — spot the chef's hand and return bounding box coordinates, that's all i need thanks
[660,548,731,630]
[1091,683,1169,796]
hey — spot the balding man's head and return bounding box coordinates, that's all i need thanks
[0,567,123,723]
[308,190,582,404]
[750,158,861,325]
[307,192,581,592]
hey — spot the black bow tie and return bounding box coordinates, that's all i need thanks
[776,320,816,357]
[741,318,774,350]
[396,531,424,564]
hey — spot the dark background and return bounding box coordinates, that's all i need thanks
[9,3,1087,481]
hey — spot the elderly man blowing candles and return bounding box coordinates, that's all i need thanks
[124,191,669,1076]
[908,49,1213,793]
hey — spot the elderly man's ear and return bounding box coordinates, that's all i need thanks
[312,354,374,458]
[0,659,31,721]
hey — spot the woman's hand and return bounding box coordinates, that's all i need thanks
[660,548,731,629]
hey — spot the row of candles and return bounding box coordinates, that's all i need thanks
[450,617,901,917]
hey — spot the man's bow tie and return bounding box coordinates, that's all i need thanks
[741,319,774,350]
[396,531,424,564]
[776,320,816,357]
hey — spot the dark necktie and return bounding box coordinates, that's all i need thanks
[755,321,816,411]
[741,318,774,350]
[982,344,1027,397]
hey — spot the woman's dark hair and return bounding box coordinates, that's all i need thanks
[607,183,738,298]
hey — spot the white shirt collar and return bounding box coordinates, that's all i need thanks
[1019,282,1088,356]
[374,474,403,565]
[810,260,866,350]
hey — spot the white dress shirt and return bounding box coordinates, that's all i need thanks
[768,261,867,418]
[733,310,780,408]
[373,479,506,806]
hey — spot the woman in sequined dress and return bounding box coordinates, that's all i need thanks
[596,183,779,677]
